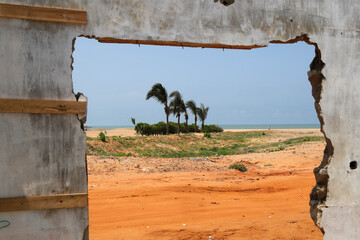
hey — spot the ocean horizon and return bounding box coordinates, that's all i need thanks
[88,123,320,130]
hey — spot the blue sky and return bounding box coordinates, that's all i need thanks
[72,37,317,126]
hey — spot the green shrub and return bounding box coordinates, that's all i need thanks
[203,124,223,133]
[168,122,178,134]
[229,163,247,172]
[134,122,151,135]
[179,123,187,133]
[188,124,200,132]
[98,131,107,142]
[134,122,223,136]
[204,132,211,138]
[153,122,167,135]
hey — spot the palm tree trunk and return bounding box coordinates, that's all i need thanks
[165,105,169,135]
[194,116,197,133]
[185,113,188,133]
[177,112,180,135]
[202,121,205,132]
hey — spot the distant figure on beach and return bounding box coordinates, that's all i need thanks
[268,125,271,130]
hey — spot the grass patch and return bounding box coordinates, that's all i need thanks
[86,131,324,158]
[281,136,324,145]
[229,163,247,172]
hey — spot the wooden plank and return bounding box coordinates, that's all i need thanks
[0,99,87,115]
[0,193,88,212]
[0,3,87,24]
[95,37,266,50]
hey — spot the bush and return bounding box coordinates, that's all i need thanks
[188,124,200,132]
[229,163,247,172]
[153,122,167,135]
[168,122,178,134]
[203,124,223,133]
[204,132,211,138]
[134,122,223,136]
[98,131,107,142]
[134,122,151,136]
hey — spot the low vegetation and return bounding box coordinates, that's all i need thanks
[98,131,107,142]
[87,131,324,158]
[134,122,223,136]
[229,163,247,172]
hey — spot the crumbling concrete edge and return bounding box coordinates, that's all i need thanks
[71,37,90,240]
[71,37,88,131]
[272,34,332,233]
[306,40,332,234]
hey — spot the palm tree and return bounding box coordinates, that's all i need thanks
[186,100,197,132]
[184,105,189,133]
[197,103,209,132]
[169,91,185,135]
[146,83,170,134]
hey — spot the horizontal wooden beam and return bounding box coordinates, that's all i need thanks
[95,37,266,50]
[0,3,87,24]
[0,193,88,212]
[0,99,87,115]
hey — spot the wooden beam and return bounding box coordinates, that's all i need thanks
[0,3,87,24]
[96,37,266,50]
[0,99,87,115]
[0,193,88,212]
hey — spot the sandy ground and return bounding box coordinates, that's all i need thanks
[86,127,321,138]
[86,127,137,138]
[88,132,324,240]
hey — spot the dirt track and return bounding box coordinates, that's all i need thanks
[88,142,324,239]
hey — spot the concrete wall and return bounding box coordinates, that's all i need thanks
[1,0,359,239]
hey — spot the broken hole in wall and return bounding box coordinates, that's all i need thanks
[72,37,325,239]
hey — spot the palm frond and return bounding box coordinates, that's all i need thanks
[169,90,181,99]
[169,91,184,116]
[186,100,197,116]
[197,103,209,122]
[146,83,168,105]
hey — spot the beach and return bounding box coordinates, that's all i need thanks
[86,128,324,239]
[86,127,322,138]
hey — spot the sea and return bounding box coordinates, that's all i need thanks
[88,124,320,130]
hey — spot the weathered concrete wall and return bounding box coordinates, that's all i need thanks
[1,0,359,239]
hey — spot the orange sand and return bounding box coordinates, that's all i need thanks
[88,140,324,239]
